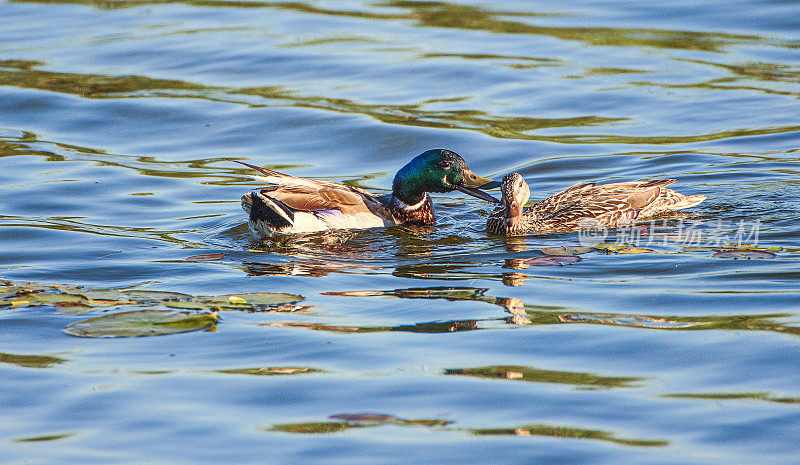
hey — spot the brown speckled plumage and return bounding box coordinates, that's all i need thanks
[487,172,706,236]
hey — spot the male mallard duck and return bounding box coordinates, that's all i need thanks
[487,172,706,235]
[238,149,500,239]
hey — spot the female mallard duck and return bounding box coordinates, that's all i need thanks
[487,172,706,235]
[238,149,500,239]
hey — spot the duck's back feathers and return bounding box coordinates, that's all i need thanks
[236,161,401,238]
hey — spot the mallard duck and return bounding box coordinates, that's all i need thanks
[487,172,706,235]
[238,149,500,239]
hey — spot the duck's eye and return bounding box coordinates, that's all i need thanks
[439,161,451,170]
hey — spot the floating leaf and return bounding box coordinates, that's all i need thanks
[163,301,212,310]
[592,243,626,251]
[21,292,88,307]
[209,293,303,307]
[712,249,776,259]
[121,290,192,302]
[615,247,655,254]
[65,310,218,338]
[525,255,581,266]
[681,246,718,252]
[185,253,225,261]
[540,246,592,256]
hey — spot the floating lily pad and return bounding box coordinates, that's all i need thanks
[121,290,192,302]
[525,255,581,266]
[20,292,88,307]
[73,289,131,301]
[540,246,592,256]
[194,292,304,311]
[65,310,218,338]
[615,247,655,254]
[712,249,776,259]
[592,243,655,254]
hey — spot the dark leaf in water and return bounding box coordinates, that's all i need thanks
[64,310,218,338]
[185,253,225,261]
[525,255,582,266]
[712,249,776,259]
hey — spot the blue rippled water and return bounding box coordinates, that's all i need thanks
[2,1,800,464]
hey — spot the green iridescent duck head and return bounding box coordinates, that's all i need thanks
[392,149,500,205]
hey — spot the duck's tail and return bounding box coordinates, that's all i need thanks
[241,191,294,236]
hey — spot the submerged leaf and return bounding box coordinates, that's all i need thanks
[64,310,218,338]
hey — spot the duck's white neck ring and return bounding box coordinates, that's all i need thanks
[392,193,429,211]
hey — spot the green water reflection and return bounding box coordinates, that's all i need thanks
[14,0,781,54]
[5,56,797,145]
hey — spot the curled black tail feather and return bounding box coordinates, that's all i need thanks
[249,192,294,229]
